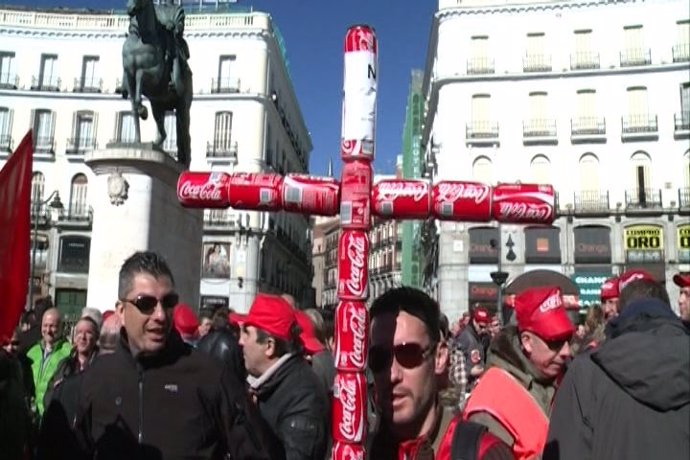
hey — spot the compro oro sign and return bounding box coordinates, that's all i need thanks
[624,225,663,249]
[679,225,690,263]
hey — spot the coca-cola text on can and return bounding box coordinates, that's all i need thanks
[491,183,555,224]
[431,181,492,222]
[332,371,367,443]
[340,161,372,230]
[228,172,283,211]
[371,179,430,219]
[334,301,369,372]
[337,230,369,300]
[177,171,230,209]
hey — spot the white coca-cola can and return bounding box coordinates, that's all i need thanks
[177,171,231,209]
[432,181,492,222]
[282,174,340,216]
[332,441,366,460]
[337,230,369,300]
[371,179,430,219]
[332,371,368,443]
[228,172,283,211]
[334,301,369,372]
[340,160,372,230]
[492,183,556,224]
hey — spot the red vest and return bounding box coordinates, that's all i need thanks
[463,367,549,460]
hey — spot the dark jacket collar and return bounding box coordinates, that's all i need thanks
[117,327,190,370]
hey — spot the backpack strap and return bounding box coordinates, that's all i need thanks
[451,420,487,460]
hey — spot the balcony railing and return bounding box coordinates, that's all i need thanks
[34,136,56,153]
[210,77,240,94]
[625,188,662,210]
[203,209,235,227]
[66,137,97,154]
[672,43,690,63]
[675,113,690,135]
[73,77,102,93]
[620,49,651,66]
[467,57,495,75]
[0,73,19,89]
[206,140,238,159]
[31,75,61,91]
[523,119,557,139]
[61,204,92,223]
[570,52,600,70]
[0,134,12,151]
[679,187,690,209]
[571,117,606,139]
[523,54,552,72]
[466,121,499,140]
[574,190,610,213]
[621,114,658,138]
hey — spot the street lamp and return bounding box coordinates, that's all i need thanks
[29,190,63,310]
[490,227,509,325]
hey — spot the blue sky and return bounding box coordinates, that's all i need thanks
[2,0,437,176]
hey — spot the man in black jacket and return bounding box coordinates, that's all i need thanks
[74,251,269,460]
[240,294,329,460]
[544,279,690,460]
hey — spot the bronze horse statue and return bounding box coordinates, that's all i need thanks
[122,0,193,167]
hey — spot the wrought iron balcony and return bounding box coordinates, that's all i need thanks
[672,43,690,63]
[206,140,238,159]
[570,52,600,70]
[625,188,662,210]
[570,117,606,142]
[467,57,495,75]
[73,77,102,93]
[523,54,552,72]
[466,121,499,143]
[31,75,61,91]
[523,119,557,143]
[574,190,610,214]
[0,134,12,151]
[210,77,240,94]
[679,187,690,210]
[60,204,92,223]
[675,113,690,138]
[66,137,97,154]
[621,114,658,141]
[0,73,19,89]
[620,49,651,66]
[34,136,56,153]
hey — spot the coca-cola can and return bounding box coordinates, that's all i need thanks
[492,183,556,224]
[228,172,283,211]
[332,371,368,443]
[332,441,366,460]
[371,179,430,219]
[334,301,369,372]
[341,139,374,161]
[337,230,369,300]
[340,160,372,230]
[432,181,492,222]
[282,175,340,216]
[177,171,230,208]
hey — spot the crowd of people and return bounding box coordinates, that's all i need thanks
[0,250,688,459]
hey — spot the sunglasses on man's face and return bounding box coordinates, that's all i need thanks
[368,342,435,373]
[120,293,179,314]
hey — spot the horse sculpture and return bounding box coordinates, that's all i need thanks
[122,0,193,168]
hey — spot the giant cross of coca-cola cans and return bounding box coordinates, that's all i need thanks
[432,181,492,221]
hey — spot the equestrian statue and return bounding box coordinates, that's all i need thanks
[122,0,193,168]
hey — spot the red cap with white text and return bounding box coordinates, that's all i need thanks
[514,286,575,341]
[600,277,619,301]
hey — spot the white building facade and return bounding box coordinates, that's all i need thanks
[422,0,690,320]
[0,4,313,316]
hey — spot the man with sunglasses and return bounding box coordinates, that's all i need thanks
[74,251,269,459]
[369,287,512,459]
[462,286,574,460]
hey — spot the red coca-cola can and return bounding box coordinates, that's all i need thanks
[492,183,556,224]
[340,160,372,230]
[344,24,377,53]
[177,171,230,209]
[371,179,430,219]
[282,174,340,216]
[334,301,369,372]
[332,441,366,460]
[332,371,367,443]
[432,181,492,222]
[337,230,369,300]
[341,139,374,161]
[228,172,283,211]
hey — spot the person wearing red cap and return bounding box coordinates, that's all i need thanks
[673,272,690,326]
[600,276,620,321]
[455,305,492,390]
[239,294,328,460]
[462,286,575,460]
[173,303,200,346]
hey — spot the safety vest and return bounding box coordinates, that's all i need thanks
[462,367,549,460]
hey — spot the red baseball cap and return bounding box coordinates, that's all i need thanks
[514,286,575,341]
[472,306,491,325]
[295,311,324,355]
[673,273,690,288]
[173,303,199,338]
[618,269,655,292]
[244,294,296,341]
[600,277,619,301]
[102,310,116,322]
[228,312,247,327]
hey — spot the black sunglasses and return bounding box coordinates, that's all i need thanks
[120,293,179,314]
[369,342,435,373]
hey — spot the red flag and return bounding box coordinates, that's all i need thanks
[0,131,33,340]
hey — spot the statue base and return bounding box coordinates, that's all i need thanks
[84,145,202,311]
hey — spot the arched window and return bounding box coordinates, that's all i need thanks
[530,155,551,184]
[472,156,493,183]
[69,174,88,218]
[578,153,600,192]
[630,151,652,191]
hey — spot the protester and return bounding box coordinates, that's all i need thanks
[462,286,574,459]
[456,305,491,389]
[240,294,328,460]
[2,327,34,405]
[296,309,334,399]
[545,279,689,460]
[318,307,335,351]
[600,276,620,321]
[74,251,269,459]
[80,307,103,330]
[0,333,33,460]
[97,312,121,354]
[198,307,214,338]
[368,287,511,459]
[673,272,690,328]
[196,309,246,382]
[173,302,200,346]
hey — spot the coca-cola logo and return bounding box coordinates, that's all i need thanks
[498,202,552,220]
[346,235,366,296]
[539,293,563,312]
[347,304,367,368]
[337,376,360,441]
[336,444,364,460]
[436,182,490,205]
[376,181,428,202]
[178,180,223,202]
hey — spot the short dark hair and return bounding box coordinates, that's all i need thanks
[118,251,175,299]
[320,307,335,343]
[370,287,441,343]
[619,279,670,311]
[255,324,304,357]
[198,308,214,321]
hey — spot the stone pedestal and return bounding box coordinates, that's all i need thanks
[85,145,202,311]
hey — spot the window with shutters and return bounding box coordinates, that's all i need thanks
[468,94,497,139]
[530,155,551,184]
[677,83,690,131]
[571,30,599,69]
[116,111,136,143]
[472,156,493,183]
[468,36,494,74]
[31,172,45,205]
[69,174,89,219]
[68,111,96,153]
[0,107,12,151]
[623,87,656,133]
[627,151,660,208]
[575,153,608,211]
[79,56,100,92]
[214,55,239,93]
[524,92,555,137]
[674,20,690,62]
[621,25,650,66]
[524,33,551,72]
[35,54,59,90]
[163,111,177,153]
[209,111,236,157]
[32,109,56,152]
[0,51,16,89]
